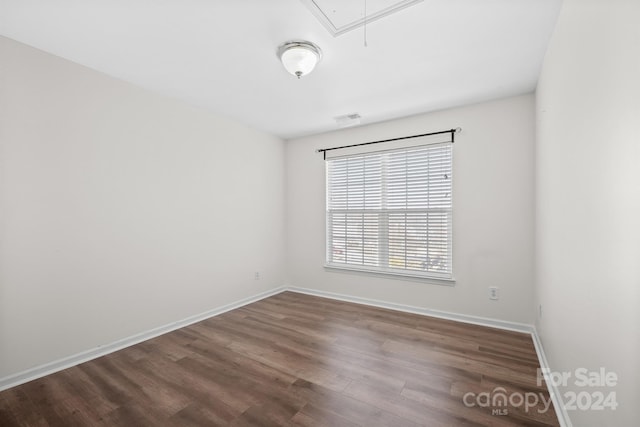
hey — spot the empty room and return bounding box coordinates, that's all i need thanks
[0,0,638,426]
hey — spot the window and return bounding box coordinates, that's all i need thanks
[326,143,453,280]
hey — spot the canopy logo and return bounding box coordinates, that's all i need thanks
[462,387,553,415]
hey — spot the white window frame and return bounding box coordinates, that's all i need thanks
[324,142,454,283]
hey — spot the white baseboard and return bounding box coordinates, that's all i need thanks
[285,286,534,333]
[0,286,286,392]
[531,326,572,427]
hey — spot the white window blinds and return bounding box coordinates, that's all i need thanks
[326,142,453,280]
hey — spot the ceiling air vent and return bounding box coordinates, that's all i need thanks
[335,113,362,128]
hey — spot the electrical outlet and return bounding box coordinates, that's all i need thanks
[489,286,499,300]
[254,272,260,280]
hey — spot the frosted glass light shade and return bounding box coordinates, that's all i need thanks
[278,41,322,79]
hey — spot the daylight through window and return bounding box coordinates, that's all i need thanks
[326,143,453,280]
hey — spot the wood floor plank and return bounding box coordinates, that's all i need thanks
[289,378,420,427]
[343,380,470,427]
[169,402,235,426]
[0,291,559,426]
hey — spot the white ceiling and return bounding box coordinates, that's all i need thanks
[0,0,562,139]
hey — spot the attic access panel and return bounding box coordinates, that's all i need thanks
[301,0,423,36]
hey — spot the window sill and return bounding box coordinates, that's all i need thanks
[323,264,455,286]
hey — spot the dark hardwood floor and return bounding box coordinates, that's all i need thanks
[0,291,559,426]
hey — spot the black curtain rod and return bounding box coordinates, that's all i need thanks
[317,127,461,160]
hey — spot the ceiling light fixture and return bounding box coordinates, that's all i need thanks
[277,40,322,79]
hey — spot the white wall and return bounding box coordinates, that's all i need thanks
[286,94,535,324]
[0,36,286,378]
[535,0,640,425]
